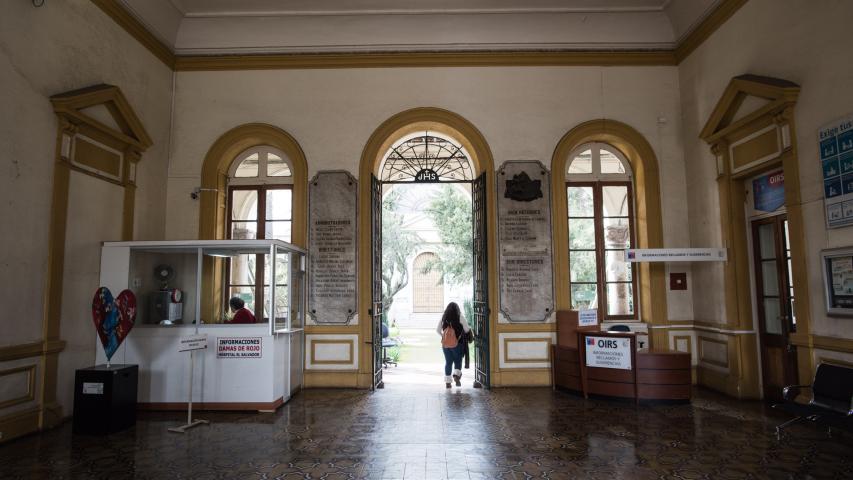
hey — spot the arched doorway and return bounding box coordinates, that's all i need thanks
[412,252,445,314]
[359,108,497,390]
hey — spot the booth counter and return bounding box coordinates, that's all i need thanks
[97,240,306,411]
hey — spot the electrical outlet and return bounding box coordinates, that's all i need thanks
[132,277,142,288]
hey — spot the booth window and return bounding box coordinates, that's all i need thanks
[226,146,293,318]
[566,143,637,320]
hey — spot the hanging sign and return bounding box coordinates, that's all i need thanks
[217,337,262,358]
[753,170,785,213]
[819,113,853,228]
[585,336,632,370]
[578,309,598,327]
[625,248,727,262]
[177,334,208,352]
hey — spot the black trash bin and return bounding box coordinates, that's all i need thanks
[72,364,138,435]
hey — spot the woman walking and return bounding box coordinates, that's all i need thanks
[436,302,472,388]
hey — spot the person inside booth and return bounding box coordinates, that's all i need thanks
[228,297,257,324]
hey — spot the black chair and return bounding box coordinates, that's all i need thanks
[607,324,631,332]
[381,323,398,368]
[773,362,853,438]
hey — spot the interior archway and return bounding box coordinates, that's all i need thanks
[358,107,498,388]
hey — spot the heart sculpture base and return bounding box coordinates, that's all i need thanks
[72,364,138,435]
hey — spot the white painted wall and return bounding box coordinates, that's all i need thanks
[166,65,693,322]
[678,0,853,342]
[0,0,173,415]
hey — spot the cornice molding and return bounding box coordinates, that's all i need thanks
[92,0,748,70]
[174,50,678,71]
[674,0,748,63]
[91,0,175,69]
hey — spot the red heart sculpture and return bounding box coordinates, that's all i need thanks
[91,287,136,361]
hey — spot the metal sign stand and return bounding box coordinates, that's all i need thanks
[169,334,209,433]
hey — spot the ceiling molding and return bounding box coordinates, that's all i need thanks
[92,0,175,69]
[92,0,748,71]
[674,0,748,63]
[174,50,677,71]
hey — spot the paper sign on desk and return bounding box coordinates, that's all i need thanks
[585,336,632,369]
[578,309,598,327]
[178,334,208,352]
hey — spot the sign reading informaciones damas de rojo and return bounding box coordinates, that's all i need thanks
[819,113,853,228]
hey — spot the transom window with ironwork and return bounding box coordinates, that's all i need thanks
[379,132,473,183]
[566,143,638,320]
[225,146,293,320]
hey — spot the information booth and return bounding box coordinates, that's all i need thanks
[552,311,691,402]
[97,240,305,411]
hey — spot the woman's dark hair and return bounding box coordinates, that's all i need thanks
[229,297,245,311]
[441,302,463,336]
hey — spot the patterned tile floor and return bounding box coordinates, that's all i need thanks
[1,382,851,479]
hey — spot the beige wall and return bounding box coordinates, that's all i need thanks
[679,0,853,340]
[166,66,694,325]
[164,66,697,386]
[679,0,853,395]
[0,0,173,428]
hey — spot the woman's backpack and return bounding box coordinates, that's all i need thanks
[441,327,459,348]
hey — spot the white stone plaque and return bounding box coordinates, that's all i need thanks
[309,171,358,324]
[497,161,554,322]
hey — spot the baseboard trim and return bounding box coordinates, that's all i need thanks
[138,397,284,412]
[0,406,41,443]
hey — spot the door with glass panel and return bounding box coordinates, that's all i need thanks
[751,215,797,401]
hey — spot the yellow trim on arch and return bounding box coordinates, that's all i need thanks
[357,108,498,388]
[197,123,308,325]
[550,120,667,346]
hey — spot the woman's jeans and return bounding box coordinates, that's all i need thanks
[442,343,464,376]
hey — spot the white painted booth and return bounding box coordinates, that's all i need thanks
[96,240,305,411]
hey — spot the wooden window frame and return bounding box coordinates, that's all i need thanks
[225,184,293,321]
[567,180,638,321]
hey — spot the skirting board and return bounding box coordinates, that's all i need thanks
[138,397,284,412]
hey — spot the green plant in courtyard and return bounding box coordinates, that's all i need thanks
[381,188,422,314]
[424,185,473,286]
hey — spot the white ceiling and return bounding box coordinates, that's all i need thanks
[121,0,721,55]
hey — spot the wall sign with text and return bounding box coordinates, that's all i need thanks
[216,337,262,358]
[819,113,853,228]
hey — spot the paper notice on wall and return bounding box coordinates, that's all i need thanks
[831,257,853,295]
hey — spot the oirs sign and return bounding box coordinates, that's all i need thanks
[585,335,632,370]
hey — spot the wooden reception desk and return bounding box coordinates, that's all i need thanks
[551,311,691,402]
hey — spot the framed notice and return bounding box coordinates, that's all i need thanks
[822,247,853,317]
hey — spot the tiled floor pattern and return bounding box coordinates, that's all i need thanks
[1,383,851,479]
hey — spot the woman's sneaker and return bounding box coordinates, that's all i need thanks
[453,375,461,387]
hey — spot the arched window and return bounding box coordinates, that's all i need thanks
[412,252,444,313]
[566,143,637,320]
[226,146,294,318]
